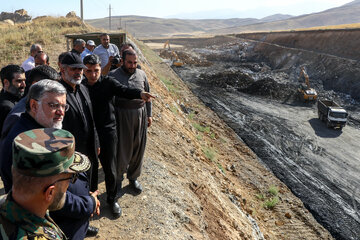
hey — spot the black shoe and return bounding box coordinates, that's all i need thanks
[86,225,99,237]
[110,201,122,218]
[129,180,143,193]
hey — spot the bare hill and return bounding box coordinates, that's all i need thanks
[86,15,261,38]
[86,1,360,37]
[212,0,360,34]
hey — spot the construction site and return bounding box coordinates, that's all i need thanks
[145,29,360,239]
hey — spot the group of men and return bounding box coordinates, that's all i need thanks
[0,33,154,239]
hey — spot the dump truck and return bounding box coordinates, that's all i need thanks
[298,67,317,102]
[318,99,348,129]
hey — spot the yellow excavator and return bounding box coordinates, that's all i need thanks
[298,66,317,102]
[162,40,184,67]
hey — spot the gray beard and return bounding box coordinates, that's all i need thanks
[69,75,83,85]
[35,103,63,129]
[65,71,83,85]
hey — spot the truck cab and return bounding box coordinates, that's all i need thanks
[318,99,348,130]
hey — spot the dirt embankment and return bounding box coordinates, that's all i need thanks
[235,29,360,101]
[235,29,360,61]
[151,32,360,239]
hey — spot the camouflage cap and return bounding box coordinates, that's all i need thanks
[12,128,91,177]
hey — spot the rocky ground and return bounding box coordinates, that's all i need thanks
[152,35,360,239]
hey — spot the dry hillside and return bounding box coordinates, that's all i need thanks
[0,17,334,239]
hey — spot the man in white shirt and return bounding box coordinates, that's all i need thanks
[81,40,96,60]
[93,33,120,75]
[21,44,43,72]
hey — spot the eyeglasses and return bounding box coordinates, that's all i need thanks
[43,173,78,192]
[47,102,69,112]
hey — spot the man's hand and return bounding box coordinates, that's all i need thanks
[97,147,101,156]
[90,190,100,216]
[140,92,156,102]
[147,117,152,127]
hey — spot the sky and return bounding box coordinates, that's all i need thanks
[1,0,354,20]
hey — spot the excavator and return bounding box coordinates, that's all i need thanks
[298,66,317,102]
[162,40,184,67]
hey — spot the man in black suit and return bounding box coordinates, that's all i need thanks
[0,65,26,134]
[59,52,100,193]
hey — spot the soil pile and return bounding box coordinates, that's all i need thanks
[241,78,297,100]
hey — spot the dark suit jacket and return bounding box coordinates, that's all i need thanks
[0,90,20,135]
[60,80,99,161]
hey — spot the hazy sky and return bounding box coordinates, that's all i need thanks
[2,0,354,19]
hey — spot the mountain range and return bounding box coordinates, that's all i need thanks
[85,0,360,38]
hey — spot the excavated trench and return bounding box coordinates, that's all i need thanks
[148,32,360,239]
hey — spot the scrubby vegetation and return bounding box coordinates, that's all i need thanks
[0,17,95,68]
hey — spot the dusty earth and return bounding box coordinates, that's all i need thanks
[0,35,344,240]
[85,40,335,239]
[148,34,360,239]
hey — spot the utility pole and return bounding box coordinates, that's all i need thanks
[80,0,83,22]
[108,4,113,30]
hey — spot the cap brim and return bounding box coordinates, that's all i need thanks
[68,63,87,69]
[66,152,91,173]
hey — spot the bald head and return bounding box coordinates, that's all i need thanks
[34,53,49,67]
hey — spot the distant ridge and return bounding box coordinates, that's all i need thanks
[85,0,360,37]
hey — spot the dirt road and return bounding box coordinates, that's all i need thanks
[169,38,360,239]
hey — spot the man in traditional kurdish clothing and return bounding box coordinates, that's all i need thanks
[109,49,152,197]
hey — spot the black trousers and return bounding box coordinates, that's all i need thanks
[99,130,118,203]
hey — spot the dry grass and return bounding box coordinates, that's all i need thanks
[0,17,96,68]
[296,23,360,31]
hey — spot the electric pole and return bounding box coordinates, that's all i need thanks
[80,0,83,22]
[108,4,113,30]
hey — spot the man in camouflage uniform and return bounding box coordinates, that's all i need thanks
[0,128,91,240]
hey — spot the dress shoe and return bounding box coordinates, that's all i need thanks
[129,180,143,193]
[110,201,122,217]
[86,225,99,237]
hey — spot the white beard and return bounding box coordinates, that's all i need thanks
[35,103,63,129]
[65,71,83,85]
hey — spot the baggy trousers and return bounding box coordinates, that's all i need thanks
[116,106,147,182]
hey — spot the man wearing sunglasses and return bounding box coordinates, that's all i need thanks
[0,128,91,240]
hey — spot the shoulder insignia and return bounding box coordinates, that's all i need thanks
[43,227,57,239]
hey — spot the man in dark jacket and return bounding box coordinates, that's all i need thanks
[0,65,26,134]
[0,80,67,193]
[1,65,59,139]
[59,52,100,192]
[82,54,154,217]
[59,52,100,237]
[50,171,100,239]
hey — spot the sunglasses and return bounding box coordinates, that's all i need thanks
[43,173,78,192]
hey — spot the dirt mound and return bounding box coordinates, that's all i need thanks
[197,71,297,101]
[160,49,211,67]
[241,78,297,100]
[198,71,254,89]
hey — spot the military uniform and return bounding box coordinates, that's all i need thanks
[0,128,91,240]
[0,193,66,240]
